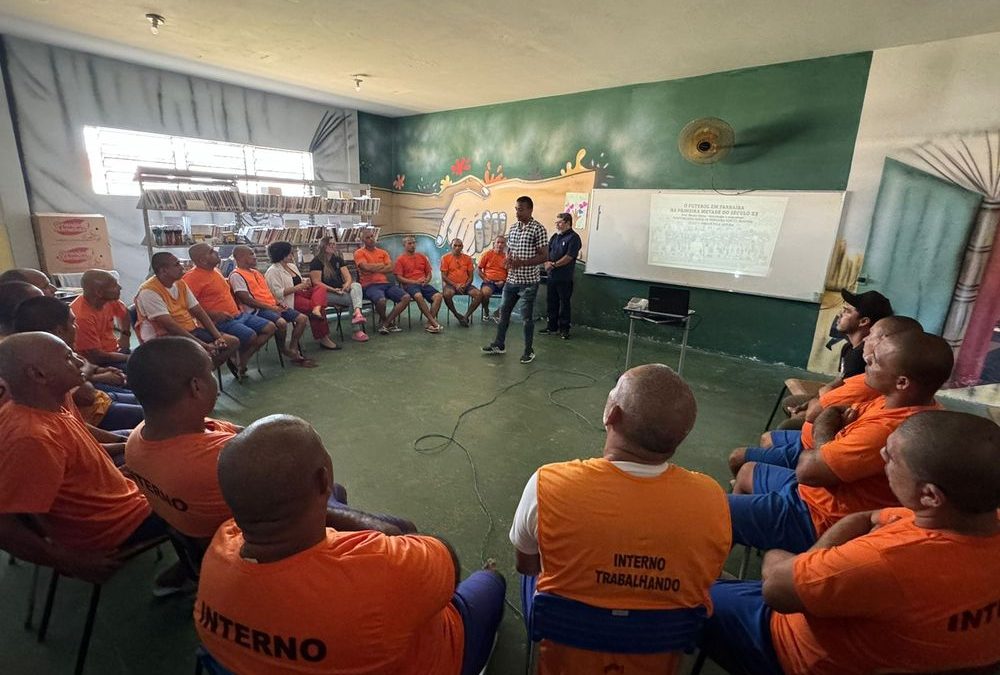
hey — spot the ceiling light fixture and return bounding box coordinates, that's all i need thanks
[146,13,165,36]
[352,74,367,92]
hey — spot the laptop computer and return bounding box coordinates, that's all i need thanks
[647,285,690,317]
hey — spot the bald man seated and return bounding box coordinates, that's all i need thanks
[69,269,131,369]
[702,411,1000,675]
[0,332,189,592]
[134,252,239,369]
[0,279,44,339]
[729,315,924,478]
[184,244,275,380]
[510,364,731,674]
[14,296,144,435]
[195,414,506,675]
[728,331,953,554]
[0,267,56,297]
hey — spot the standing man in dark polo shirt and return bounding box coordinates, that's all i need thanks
[541,212,583,340]
[482,196,548,364]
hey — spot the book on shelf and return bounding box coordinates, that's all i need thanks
[141,189,379,217]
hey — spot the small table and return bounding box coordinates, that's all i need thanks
[623,307,695,375]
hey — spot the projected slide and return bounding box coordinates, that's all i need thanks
[648,194,788,276]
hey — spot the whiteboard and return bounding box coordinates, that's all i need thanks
[584,189,845,302]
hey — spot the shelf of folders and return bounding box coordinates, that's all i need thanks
[140,189,380,216]
[239,225,381,246]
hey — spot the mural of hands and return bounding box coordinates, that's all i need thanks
[437,206,507,256]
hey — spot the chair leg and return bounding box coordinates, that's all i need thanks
[335,309,344,342]
[690,649,709,675]
[737,544,753,580]
[74,584,101,675]
[763,385,789,432]
[38,568,60,642]
[24,563,40,630]
[215,366,224,393]
[275,334,285,368]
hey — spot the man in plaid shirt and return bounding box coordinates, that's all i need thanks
[482,196,548,363]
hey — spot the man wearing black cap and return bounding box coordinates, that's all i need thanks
[778,289,893,428]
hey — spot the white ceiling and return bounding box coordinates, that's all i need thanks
[2,0,1000,116]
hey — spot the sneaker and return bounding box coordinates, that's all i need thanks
[520,350,536,364]
[378,324,390,335]
[387,322,403,333]
[490,312,501,324]
[538,328,556,335]
[425,324,442,334]
[458,316,470,328]
[560,331,570,340]
[481,343,506,355]
[480,314,490,323]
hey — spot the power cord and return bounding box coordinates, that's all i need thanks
[412,367,608,620]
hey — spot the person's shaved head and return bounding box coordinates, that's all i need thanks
[188,243,212,266]
[879,331,954,393]
[218,415,331,530]
[80,269,113,291]
[894,411,1000,514]
[873,315,923,336]
[128,336,216,411]
[0,281,43,334]
[0,268,54,296]
[151,252,176,273]
[232,246,254,266]
[80,269,121,303]
[604,364,697,457]
[13,296,73,338]
[0,331,84,397]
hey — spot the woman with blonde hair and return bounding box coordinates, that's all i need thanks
[308,236,368,342]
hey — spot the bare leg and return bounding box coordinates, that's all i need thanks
[443,287,462,320]
[290,314,308,354]
[386,295,410,324]
[465,289,483,318]
[429,293,442,324]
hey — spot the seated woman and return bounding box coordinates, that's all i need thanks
[263,241,339,351]
[309,236,369,342]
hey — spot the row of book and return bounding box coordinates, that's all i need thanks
[141,189,379,216]
[238,225,382,246]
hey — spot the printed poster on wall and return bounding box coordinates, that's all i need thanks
[648,194,788,276]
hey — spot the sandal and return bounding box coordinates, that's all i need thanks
[291,356,318,368]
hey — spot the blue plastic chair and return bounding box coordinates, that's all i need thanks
[194,645,234,675]
[524,579,708,674]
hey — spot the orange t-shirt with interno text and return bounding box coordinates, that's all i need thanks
[124,418,240,538]
[798,396,943,535]
[195,524,464,674]
[771,508,1000,675]
[536,459,732,675]
[352,247,391,286]
[0,402,150,550]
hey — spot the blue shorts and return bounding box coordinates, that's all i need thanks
[728,467,817,553]
[190,328,217,344]
[403,283,439,299]
[481,280,505,294]
[364,283,407,304]
[744,431,804,469]
[700,581,783,675]
[453,571,506,675]
[255,308,300,324]
[216,312,273,348]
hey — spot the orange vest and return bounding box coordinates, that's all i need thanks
[134,276,199,340]
[536,459,731,674]
[232,267,273,303]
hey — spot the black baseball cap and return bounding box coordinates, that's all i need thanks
[841,289,894,323]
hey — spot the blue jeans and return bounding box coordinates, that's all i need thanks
[98,402,145,431]
[701,581,784,675]
[493,282,538,352]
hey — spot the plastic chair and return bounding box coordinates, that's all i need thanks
[524,587,708,675]
[194,645,235,675]
[25,534,169,675]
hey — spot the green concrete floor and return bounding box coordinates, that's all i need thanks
[1,315,817,674]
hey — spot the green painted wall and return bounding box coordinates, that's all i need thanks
[359,53,872,365]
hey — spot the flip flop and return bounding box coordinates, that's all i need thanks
[292,357,318,368]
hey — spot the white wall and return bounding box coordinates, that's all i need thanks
[0,57,37,268]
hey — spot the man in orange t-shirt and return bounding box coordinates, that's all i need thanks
[0,332,186,590]
[477,235,507,322]
[511,364,731,674]
[195,414,505,674]
[394,235,443,333]
[441,238,483,327]
[729,315,923,479]
[184,244,275,379]
[728,330,952,552]
[354,231,411,334]
[70,269,131,369]
[703,411,1000,675]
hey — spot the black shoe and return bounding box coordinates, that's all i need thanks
[538,328,557,335]
[520,350,536,364]
[482,343,506,355]
[560,332,570,340]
